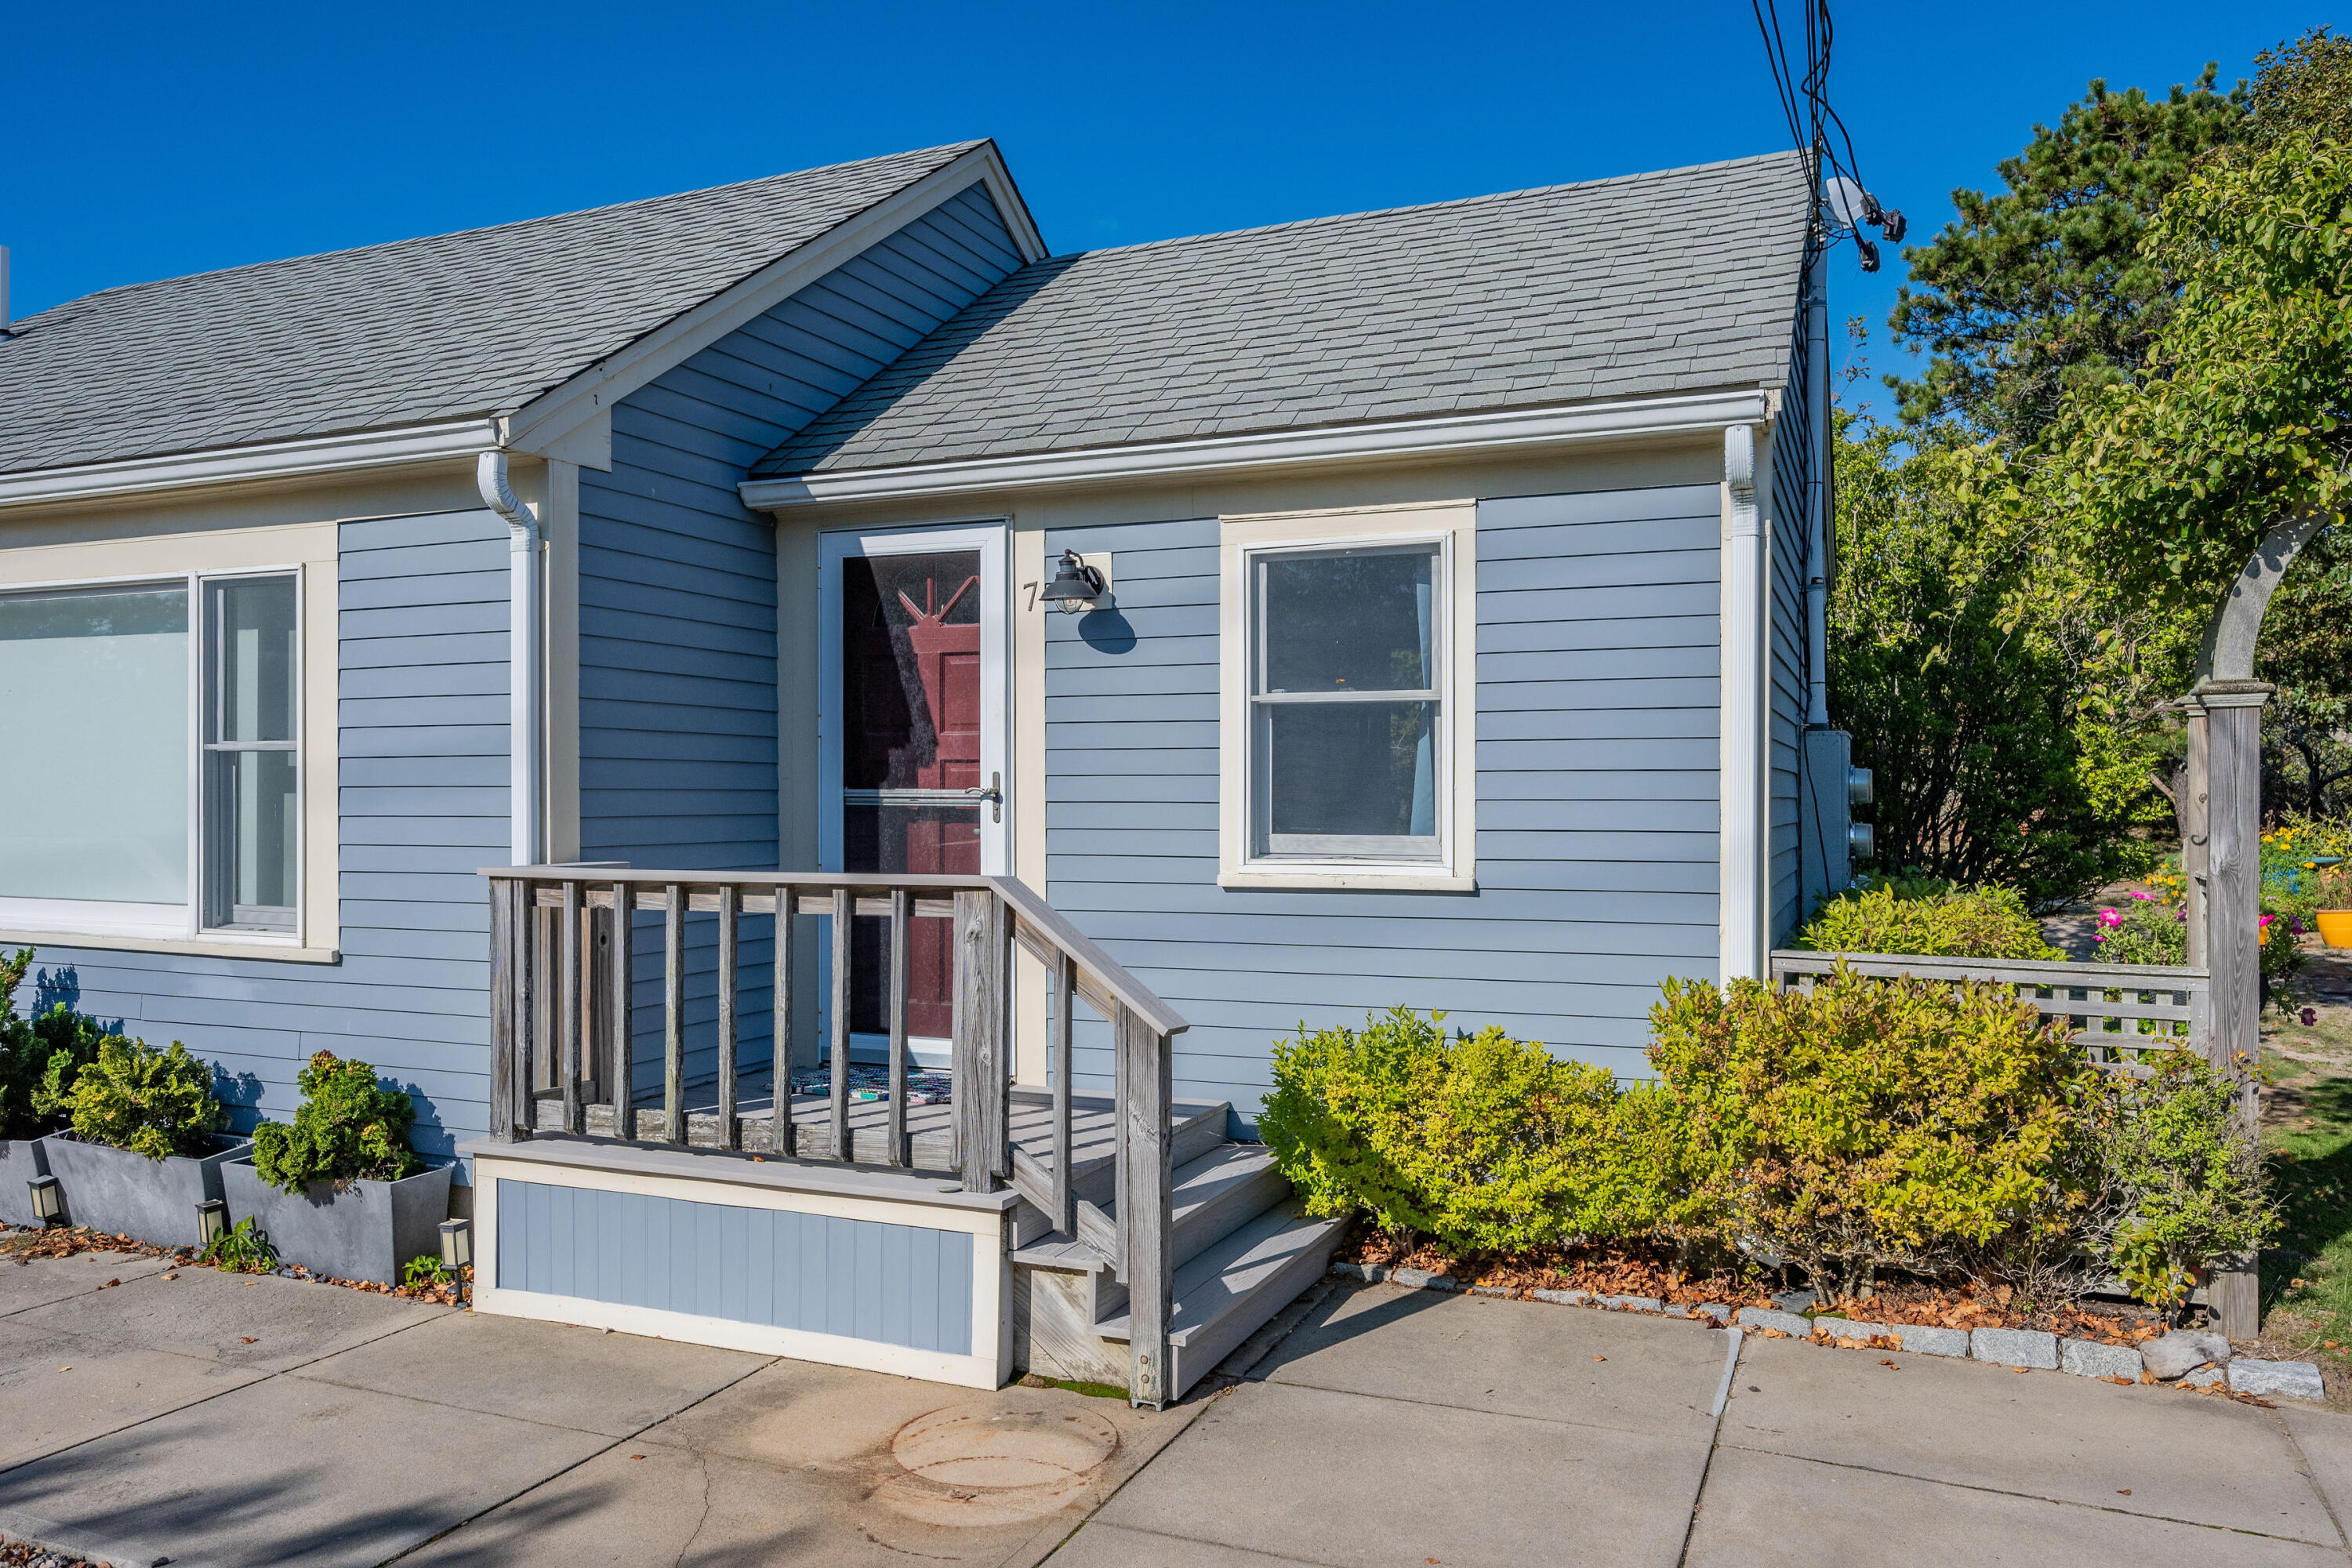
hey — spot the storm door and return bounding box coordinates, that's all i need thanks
[818,526,1008,1068]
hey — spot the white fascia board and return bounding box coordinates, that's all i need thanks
[0,419,498,512]
[740,389,1773,511]
[500,143,1047,459]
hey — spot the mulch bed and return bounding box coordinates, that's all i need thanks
[0,1222,470,1307]
[0,1541,90,1568]
[1338,1226,2176,1344]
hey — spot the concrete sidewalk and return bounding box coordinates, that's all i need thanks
[1051,1281,2352,1566]
[0,1247,1202,1568]
[9,1249,2352,1566]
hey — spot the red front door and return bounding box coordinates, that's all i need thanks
[840,550,985,1040]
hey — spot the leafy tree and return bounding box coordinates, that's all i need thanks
[1889,69,2246,439]
[2249,27,2352,147]
[1828,412,2179,906]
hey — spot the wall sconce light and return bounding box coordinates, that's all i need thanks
[439,1218,473,1271]
[1039,550,1106,614]
[196,1197,229,1247]
[27,1174,61,1224]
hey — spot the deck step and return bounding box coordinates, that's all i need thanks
[1096,1197,1351,1398]
[1073,1142,1290,1279]
[1008,1100,1229,1218]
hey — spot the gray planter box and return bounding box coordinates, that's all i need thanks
[223,1159,452,1285]
[42,1132,250,1247]
[0,1137,54,1229]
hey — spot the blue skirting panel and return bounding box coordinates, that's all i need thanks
[495,1179,971,1356]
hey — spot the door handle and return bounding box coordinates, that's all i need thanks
[964,771,1004,823]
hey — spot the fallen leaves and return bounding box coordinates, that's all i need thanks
[1879,1359,1900,1370]
[238,1336,258,1345]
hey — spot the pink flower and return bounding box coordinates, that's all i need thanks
[2261,914,2275,928]
[2097,909,2124,927]
[2130,890,2154,901]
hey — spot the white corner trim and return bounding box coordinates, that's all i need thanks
[742,389,1772,511]
[1720,423,1766,985]
[502,145,1047,458]
[0,419,499,512]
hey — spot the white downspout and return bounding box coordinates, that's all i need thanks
[1805,245,1831,729]
[477,452,543,866]
[1722,424,1765,984]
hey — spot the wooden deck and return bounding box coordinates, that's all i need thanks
[575,1087,1226,1177]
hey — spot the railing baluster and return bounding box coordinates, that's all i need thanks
[771,884,796,1156]
[663,881,685,1145]
[717,882,740,1151]
[610,883,635,1139]
[560,880,584,1135]
[1052,948,1075,1236]
[518,881,539,1132]
[830,887,851,1163]
[887,888,910,1167]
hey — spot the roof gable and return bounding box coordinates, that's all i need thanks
[0,142,1020,477]
[755,151,1811,479]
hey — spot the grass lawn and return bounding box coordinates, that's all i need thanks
[2259,942,2352,1375]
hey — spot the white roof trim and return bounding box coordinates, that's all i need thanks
[739,388,1773,510]
[0,419,499,512]
[501,143,1048,457]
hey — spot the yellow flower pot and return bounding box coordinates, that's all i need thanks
[2317,909,2352,949]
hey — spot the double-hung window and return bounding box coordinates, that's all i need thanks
[0,570,302,939]
[1220,503,1477,889]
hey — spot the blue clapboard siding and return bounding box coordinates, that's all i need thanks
[1044,486,1722,1125]
[579,183,1028,1099]
[495,1178,971,1353]
[19,509,510,1167]
[1767,325,1816,942]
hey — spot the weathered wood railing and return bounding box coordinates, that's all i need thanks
[1769,951,2212,1075]
[481,866,1189,1405]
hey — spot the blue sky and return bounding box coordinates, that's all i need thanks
[2,2,2331,408]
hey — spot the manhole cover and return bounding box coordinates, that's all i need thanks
[872,1403,1120,1527]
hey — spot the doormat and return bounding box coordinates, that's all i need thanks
[787,1064,953,1105]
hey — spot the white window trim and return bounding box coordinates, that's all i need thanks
[0,564,314,950]
[1218,501,1478,891]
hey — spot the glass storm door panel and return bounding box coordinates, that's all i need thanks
[841,549,986,1041]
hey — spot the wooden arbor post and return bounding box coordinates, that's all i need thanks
[2187,514,2326,1341]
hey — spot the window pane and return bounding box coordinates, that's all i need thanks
[1263,701,1437,844]
[1261,546,1436,693]
[212,577,297,744]
[0,587,189,904]
[211,749,298,923]
[840,550,983,789]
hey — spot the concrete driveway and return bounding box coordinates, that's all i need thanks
[6,1248,2352,1566]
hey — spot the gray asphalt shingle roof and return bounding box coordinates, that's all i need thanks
[756,151,1811,478]
[0,142,982,477]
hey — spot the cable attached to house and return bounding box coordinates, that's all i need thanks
[477,452,543,867]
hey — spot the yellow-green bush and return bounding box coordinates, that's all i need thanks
[1646,964,2095,1300]
[2098,1048,2275,1308]
[1794,878,2063,961]
[1258,1007,1668,1254]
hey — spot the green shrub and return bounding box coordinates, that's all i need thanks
[1258,1007,1664,1254]
[0,954,111,1142]
[1795,880,2064,961]
[2097,1048,2277,1309]
[1645,964,2094,1300]
[60,1035,226,1160]
[250,1051,421,1195]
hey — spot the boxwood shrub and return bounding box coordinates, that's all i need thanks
[1793,877,2063,961]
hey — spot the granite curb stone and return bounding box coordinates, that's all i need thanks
[1602,1294,1663,1312]
[1736,1308,1814,1337]
[1970,1327,2060,1370]
[2230,1358,2327,1401]
[1813,1316,1889,1341]
[2142,1329,2233,1381]
[1894,1325,1972,1357]
[2060,1339,2144,1380]
[2183,1366,2227,1388]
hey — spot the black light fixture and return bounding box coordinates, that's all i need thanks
[195,1197,229,1247]
[1038,550,1105,615]
[27,1174,61,1225]
[439,1218,473,1271]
